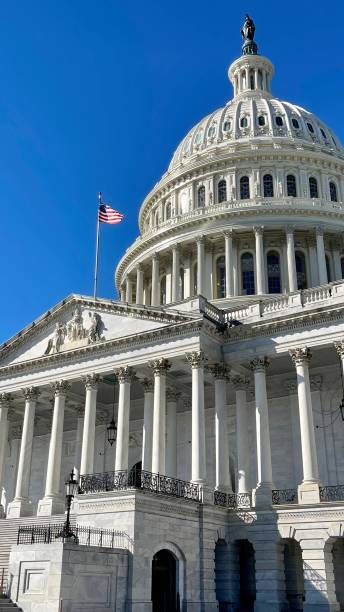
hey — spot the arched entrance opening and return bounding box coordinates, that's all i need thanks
[282,538,304,611]
[238,540,256,611]
[152,549,179,612]
[332,538,344,609]
[215,539,231,610]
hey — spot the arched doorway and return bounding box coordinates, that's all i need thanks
[152,549,179,612]
[239,540,256,611]
[332,538,344,609]
[215,539,231,611]
[283,539,304,611]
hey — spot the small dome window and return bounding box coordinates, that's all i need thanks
[309,177,319,198]
[286,174,297,197]
[332,136,337,147]
[240,116,248,128]
[198,185,206,208]
[258,115,266,126]
[292,118,300,129]
[275,116,283,127]
[208,125,216,138]
[240,176,250,199]
[307,122,314,133]
[218,180,227,203]
[223,120,232,132]
[195,131,203,144]
[263,174,274,198]
[330,181,338,202]
[320,128,327,139]
[183,138,191,153]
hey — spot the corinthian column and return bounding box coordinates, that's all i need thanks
[316,227,328,285]
[115,367,134,472]
[136,265,144,305]
[7,387,40,518]
[186,351,207,484]
[150,358,170,474]
[166,389,179,478]
[151,253,160,306]
[290,347,320,504]
[141,379,154,472]
[80,374,100,476]
[224,231,234,298]
[208,364,231,491]
[196,236,205,295]
[0,393,10,517]
[250,357,273,508]
[285,226,297,292]
[171,244,180,303]
[38,380,70,516]
[254,226,265,295]
[232,376,250,494]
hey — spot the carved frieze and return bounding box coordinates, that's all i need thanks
[44,306,105,356]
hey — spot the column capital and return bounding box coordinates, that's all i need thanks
[152,252,159,262]
[83,373,101,390]
[316,226,324,237]
[148,358,171,376]
[73,405,85,417]
[196,235,205,245]
[116,366,135,383]
[306,235,317,248]
[334,339,344,358]
[0,392,11,408]
[284,379,297,394]
[223,229,234,239]
[167,388,181,402]
[136,262,143,272]
[185,350,207,369]
[285,224,295,235]
[231,375,250,391]
[172,243,180,253]
[249,356,270,372]
[289,347,312,366]
[50,380,70,397]
[23,387,41,401]
[141,377,154,393]
[253,225,264,236]
[207,363,230,380]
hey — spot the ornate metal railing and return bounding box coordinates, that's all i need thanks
[319,485,344,502]
[214,490,251,509]
[272,488,298,505]
[79,469,202,502]
[17,523,133,550]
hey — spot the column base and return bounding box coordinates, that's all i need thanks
[252,483,272,509]
[200,485,214,504]
[0,504,5,518]
[298,481,320,505]
[6,497,34,518]
[37,495,65,516]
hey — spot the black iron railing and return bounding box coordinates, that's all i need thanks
[214,490,251,509]
[79,468,202,502]
[272,488,298,505]
[0,568,7,595]
[319,485,344,502]
[17,523,133,550]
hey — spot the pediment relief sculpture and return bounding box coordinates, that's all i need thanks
[44,306,105,356]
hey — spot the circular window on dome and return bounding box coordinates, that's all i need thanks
[240,116,248,128]
[307,122,314,133]
[208,125,216,138]
[275,116,283,127]
[223,120,232,132]
[258,115,266,126]
[292,118,300,129]
[195,130,203,144]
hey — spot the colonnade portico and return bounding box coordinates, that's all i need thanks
[1,337,337,517]
[122,223,338,306]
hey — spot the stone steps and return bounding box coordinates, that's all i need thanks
[0,595,23,610]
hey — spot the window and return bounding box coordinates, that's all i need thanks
[165,201,172,220]
[341,258,344,279]
[240,176,250,199]
[223,120,232,132]
[160,276,166,305]
[330,181,338,202]
[208,125,216,138]
[241,252,255,295]
[263,174,274,198]
[216,257,226,298]
[258,115,265,126]
[292,118,300,129]
[332,136,337,147]
[250,74,254,90]
[325,255,331,283]
[320,128,327,139]
[307,122,314,133]
[286,174,297,197]
[240,116,248,128]
[183,138,191,152]
[275,116,283,126]
[309,177,319,198]
[267,251,281,293]
[193,263,198,296]
[198,185,206,208]
[179,268,184,300]
[295,252,307,290]
[218,180,227,203]
[195,130,203,144]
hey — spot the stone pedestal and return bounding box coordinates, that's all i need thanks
[37,494,65,516]
[298,481,321,505]
[6,497,34,519]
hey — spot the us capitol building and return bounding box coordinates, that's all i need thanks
[1,15,344,612]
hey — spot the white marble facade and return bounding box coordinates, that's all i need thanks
[2,17,344,612]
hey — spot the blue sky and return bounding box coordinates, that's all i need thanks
[1,0,344,342]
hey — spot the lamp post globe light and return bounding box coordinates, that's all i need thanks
[56,471,79,542]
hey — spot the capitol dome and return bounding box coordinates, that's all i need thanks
[116,21,344,308]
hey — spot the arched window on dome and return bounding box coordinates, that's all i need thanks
[309,177,319,199]
[179,267,184,300]
[329,181,338,202]
[240,176,250,200]
[258,115,266,126]
[286,174,297,197]
[165,201,172,220]
[263,174,274,198]
[267,251,281,294]
[240,116,248,128]
[241,252,255,295]
[216,256,226,298]
[198,185,206,208]
[160,276,166,305]
[250,71,254,90]
[218,180,227,203]
[295,251,307,290]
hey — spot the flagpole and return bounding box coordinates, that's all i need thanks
[93,192,102,301]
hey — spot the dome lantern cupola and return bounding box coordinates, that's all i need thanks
[229,15,274,98]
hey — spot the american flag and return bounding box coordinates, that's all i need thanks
[98,204,124,224]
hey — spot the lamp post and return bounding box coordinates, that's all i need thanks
[56,471,79,541]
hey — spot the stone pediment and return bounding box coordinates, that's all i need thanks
[0,294,193,368]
